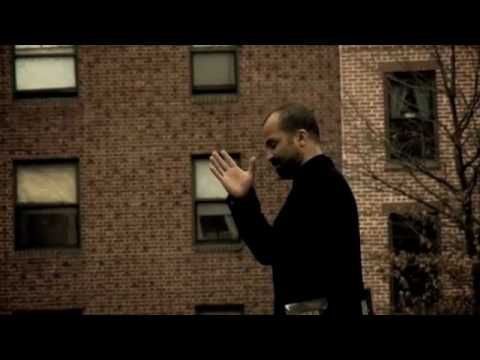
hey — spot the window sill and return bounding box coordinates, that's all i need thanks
[13,247,82,257]
[192,93,239,105]
[384,160,440,172]
[193,241,244,253]
[14,89,79,99]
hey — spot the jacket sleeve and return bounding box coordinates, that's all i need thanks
[227,188,274,265]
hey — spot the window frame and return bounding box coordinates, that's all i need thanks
[12,45,79,98]
[14,158,81,251]
[191,154,241,246]
[190,45,240,95]
[385,206,441,314]
[380,62,440,169]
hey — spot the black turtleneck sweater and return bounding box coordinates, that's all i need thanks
[227,154,364,315]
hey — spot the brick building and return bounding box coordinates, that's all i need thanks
[0,45,342,315]
[2,45,476,315]
[340,45,479,314]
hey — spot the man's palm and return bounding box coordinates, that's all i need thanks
[209,151,256,199]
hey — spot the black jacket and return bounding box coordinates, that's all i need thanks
[227,155,364,315]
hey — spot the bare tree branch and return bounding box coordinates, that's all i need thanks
[345,45,480,264]
[433,46,462,147]
[358,161,462,225]
[358,108,462,196]
[403,163,459,215]
[461,45,480,133]
[464,142,480,170]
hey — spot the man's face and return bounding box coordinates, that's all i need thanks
[263,113,303,180]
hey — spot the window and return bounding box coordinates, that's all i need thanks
[389,211,440,313]
[15,160,80,250]
[195,305,244,315]
[14,45,77,96]
[193,155,240,244]
[191,45,238,95]
[386,70,437,161]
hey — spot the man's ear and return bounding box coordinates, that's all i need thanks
[296,129,308,147]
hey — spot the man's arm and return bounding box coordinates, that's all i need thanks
[227,188,274,266]
[209,150,274,265]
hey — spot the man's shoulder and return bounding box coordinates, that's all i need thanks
[300,157,345,186]
[297,161,355,204]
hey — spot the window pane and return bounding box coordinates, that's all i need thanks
[389,71,435,120]
[387,71,436,160]
[390,212,439,313]
[389,117,424,159]
[15,45,75,56]
[392,263,434,311]
[16,207,78,249]
[196,203,238,241]
[17,163,78,204]
[195,159,228,200]
[391,213,421,254]
[193,52,236,87]
[15,57,76,91]
[390,213,437,254]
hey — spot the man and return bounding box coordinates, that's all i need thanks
[209,103,365,316]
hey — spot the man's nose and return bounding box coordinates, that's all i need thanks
[266,152,274,162]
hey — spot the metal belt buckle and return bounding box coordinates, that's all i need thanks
[284,298,328,315]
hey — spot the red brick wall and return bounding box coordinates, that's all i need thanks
[0,45,342,314]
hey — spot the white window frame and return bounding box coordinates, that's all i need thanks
[192,154,241,245]
[13,45,78,97]
[14,159,80,250]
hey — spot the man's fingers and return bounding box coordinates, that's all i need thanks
[212,151,229,172]
[209,163,224,183]
[210,155,225,176]
[248,157,256,176]
[221,150,238,168]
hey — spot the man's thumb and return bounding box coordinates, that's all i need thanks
[248,157,256,175]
